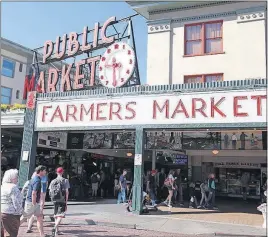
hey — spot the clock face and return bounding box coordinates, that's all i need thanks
[98,42,135,88]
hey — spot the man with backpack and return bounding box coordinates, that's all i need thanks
[49,167,70,237]
[20,166,47,237]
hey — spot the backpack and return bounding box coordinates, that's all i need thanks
[22,180,30,199]
[91,174,98,184]
[49,177,66,202]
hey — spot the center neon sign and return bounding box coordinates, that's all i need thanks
[23,16,133,99]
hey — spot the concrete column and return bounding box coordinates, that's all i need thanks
[18,107,38,188]
[147,19,172,85]
[152,150,156,170]
[132,127,145,215]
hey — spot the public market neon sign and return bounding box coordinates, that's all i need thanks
[23,16,131,99]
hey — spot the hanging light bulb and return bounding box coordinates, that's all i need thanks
[212,150,219,155]
[126,152,132,157]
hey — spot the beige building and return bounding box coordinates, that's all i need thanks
[129,1,266,85]
[1,38,33,104]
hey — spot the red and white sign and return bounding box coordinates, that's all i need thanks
[99,42,135,88]
[26,91,36,110]
[35,90,266,130]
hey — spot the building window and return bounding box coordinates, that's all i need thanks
[184,21,223,56]
[1,87,12,104]
[1,58,15,78]
[19,63,23,72]
[184,73,223,83]
[16,90,20,99]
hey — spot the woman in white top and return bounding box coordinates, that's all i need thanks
[163,170,175,207]
[1,169,23,237]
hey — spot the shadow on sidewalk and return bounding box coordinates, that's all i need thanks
[215,234,266,237]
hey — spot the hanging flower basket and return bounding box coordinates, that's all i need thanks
[1,104,26,113]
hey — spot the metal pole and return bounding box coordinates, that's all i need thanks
[129,19,141,85]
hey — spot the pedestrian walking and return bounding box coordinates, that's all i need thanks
[117,169,127,204]
[197,181,208,208]
[147,170,157,206]
[207,173,217,210]
[157,168,166,201]
[163,170,175,208]
[49,167,70,237]
[91,172,100,198]
[173,169,184,206]
[21,173,35,209]
[1,169,23,237]
[241,172,250,202]
[20,165,47,237]
[21,172,40,233]
[188,181,198,208]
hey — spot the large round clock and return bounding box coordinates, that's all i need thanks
[98,42,135,88]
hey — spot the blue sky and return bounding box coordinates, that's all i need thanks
[1,2,148,83]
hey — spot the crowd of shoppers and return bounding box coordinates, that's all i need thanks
[1,165,70,237]
[141,168,218,210]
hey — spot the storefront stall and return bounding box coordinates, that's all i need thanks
[18,79,267,212]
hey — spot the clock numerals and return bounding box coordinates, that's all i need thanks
[99,66,102,71]
[107,49,111,54]
[129,59,133,64]
[126,69,130,74]
[121,78,124,82]
[101,57,106,61]
[105,81,109,85]
[100,75,104,80]
[114,44,119,49]
[128,50,131,55]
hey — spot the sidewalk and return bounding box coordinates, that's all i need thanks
[43,200,267,236]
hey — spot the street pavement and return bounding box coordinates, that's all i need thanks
[22,199,266,237]
[18,223,213,237]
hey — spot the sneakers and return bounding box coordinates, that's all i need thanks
[26,229,33,233]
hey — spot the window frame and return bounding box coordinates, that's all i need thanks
[184,73,224,83]
[184,20,223,57]
[1,86,13,104]
[1,58,16,78]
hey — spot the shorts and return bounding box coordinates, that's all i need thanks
[23,202,41,218]
[92,183,98,191]
[166,185,173,191]
[41,182,47,193]
[54,202,67,218]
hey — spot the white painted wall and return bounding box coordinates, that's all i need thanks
[146,2,266,85]
[1,48,28,104]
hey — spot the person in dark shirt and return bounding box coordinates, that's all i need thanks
[20,165,47,237]
[157,168,166,200]
[173,169,184,206]
[147,170,157,206]
[117,169,127,204]
[207,173,217,209]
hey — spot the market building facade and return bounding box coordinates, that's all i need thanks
[18,2,267,213]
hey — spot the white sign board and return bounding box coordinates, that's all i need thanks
[35,90,266,130]
[37,132,67,150]
[22,151,29,161]
[134,154,142,166]
[214,162,261,169]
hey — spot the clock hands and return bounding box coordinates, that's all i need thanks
[105,57,122,87]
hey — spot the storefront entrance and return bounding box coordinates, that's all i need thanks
[18,80,267,214]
